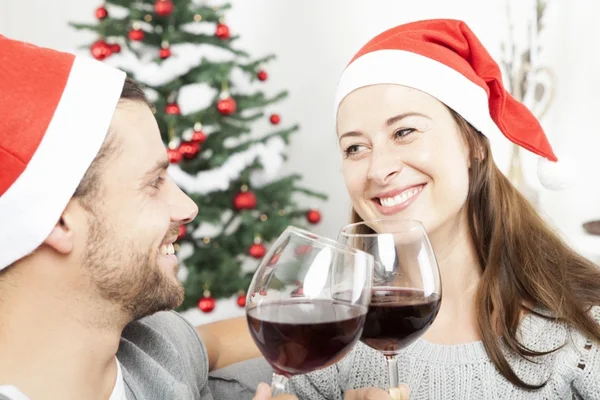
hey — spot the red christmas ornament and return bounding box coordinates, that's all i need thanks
[215,23,230,40]
[192,130,207,144]
[269,114,281,125]
[233,191,257,210]
[197,290,216,313]
[306,209,321,224]
[90,40,112,61]
[179,142,200,159]
[128,28,145,41]
[95,6,108,20]
[159,47,171,59]
[177,224,186,239]
[257,70,268,81]
[154,0,174,17]
[167,148,182,163]
[237,292,247,307]
[249,243,267,259]
[217,97,236,115]
[165,102,181,115]
[110,43,121,53]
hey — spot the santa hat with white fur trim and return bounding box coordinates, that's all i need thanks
[0,35,126,271]
[334,19,571,190]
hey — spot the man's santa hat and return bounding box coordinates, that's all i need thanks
[334,19,570,190]
[0,36,126,271]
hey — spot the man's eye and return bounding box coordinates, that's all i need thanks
[151,177,165,189]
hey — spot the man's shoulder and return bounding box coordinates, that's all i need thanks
[118,311,211,399]
[119,310,207,364]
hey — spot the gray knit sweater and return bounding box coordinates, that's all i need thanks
[288,308,600,399]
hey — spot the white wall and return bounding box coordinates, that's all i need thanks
[2,0,599,261]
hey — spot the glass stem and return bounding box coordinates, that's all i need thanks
[271,372,289,396]
[385,355,400,394]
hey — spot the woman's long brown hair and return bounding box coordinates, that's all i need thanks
[349,108,600,389]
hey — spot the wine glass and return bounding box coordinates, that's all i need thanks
[338,219,442,398]
[246,226,374,396]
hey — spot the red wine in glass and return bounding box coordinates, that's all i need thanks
[361,287,441,355]
[247,299,367,377]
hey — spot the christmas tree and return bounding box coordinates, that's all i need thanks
[70,0,326,312]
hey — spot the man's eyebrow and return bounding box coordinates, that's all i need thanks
[142,159,170,180]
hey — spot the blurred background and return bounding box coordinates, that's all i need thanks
[3,0,599,322]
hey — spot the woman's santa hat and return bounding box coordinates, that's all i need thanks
[0,36,126,271]
[334,19,570,190]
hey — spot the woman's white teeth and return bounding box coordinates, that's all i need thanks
[160,243,175,255]
[380,186,423,207]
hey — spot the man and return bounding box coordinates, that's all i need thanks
[0,34,300,400]
[0,35,399,400]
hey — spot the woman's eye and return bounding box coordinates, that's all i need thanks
[394,128,416,139]
[343,144,364,157]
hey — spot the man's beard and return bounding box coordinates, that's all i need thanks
[83,215,184,321]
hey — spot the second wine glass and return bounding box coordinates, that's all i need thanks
[338,219,442,396]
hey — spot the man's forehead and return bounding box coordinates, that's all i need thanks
[110,100,153,128]
[106,101,166,175]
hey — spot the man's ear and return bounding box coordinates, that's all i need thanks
[43,213,74,255]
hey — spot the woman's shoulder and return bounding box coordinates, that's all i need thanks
[540,305,600,397]
[520,305,600,337]
[517,305,600,349]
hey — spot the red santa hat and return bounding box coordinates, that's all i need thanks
[334,19,570,190]
[0,36,126,271]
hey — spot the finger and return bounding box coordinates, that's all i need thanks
[253,382,271,400]
[398,383,410,399]
[389,384,411,400]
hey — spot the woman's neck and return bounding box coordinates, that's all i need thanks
[424,212,483,344]
[430,212,482,300]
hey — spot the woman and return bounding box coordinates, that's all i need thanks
[288,19,600,399]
